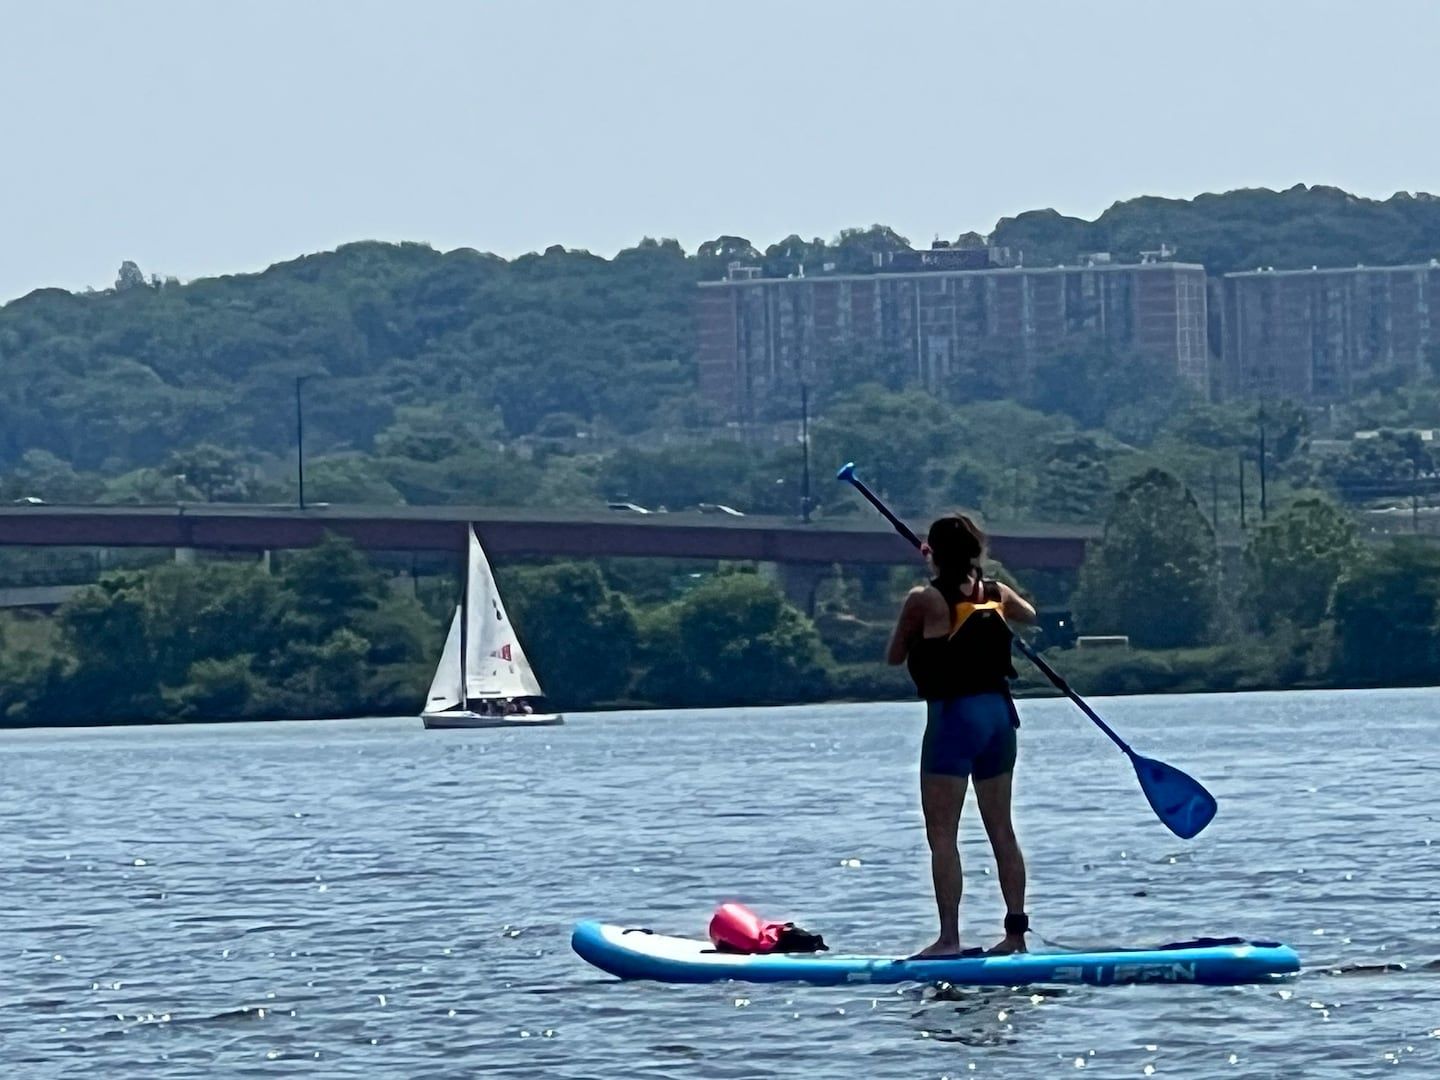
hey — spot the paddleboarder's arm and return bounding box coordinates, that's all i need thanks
[887,586,946,664]
[996,582,1037,624]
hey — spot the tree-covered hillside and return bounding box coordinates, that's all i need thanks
[991,185,1440,273]
[4,184,1440,510]
[0,239,701,472]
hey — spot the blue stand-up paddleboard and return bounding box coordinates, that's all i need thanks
[572,922,1301,987]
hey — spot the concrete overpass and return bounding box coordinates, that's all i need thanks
[0,504,1096,569]
[0,585,76,611]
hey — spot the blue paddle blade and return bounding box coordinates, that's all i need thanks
[1130,754,1218,839]
[836,461,856,481]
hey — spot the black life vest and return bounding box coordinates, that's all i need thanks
[906,576,1018,701]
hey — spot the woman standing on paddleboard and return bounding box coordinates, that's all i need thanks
[886,512,1036,958]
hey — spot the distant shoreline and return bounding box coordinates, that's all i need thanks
[5,678,1438,731]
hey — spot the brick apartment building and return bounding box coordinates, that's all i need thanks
[696,259,1210,423]
[1220,262,1440,401]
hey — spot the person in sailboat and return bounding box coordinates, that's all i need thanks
[885,512,1036,958]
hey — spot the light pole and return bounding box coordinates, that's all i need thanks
[1210,462,1219,531]
[295,376,310,510]
[1258,403,1268,523]
[1238,453,1247,530]
[1413,460,1421,534]
[800,383,813,523]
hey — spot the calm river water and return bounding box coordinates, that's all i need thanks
[2,689,1438,1078]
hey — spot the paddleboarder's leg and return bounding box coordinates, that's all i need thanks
[917,767,968,958]
[975,766,1027,955]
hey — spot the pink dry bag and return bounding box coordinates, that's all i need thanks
[707,902,828,954]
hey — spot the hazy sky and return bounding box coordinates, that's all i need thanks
[2,0,1436,302]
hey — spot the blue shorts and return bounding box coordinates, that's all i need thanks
[921,693,1018,780]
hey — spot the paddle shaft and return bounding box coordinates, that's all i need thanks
[838,469,1136,758]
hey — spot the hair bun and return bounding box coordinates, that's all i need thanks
[926,512,986,575]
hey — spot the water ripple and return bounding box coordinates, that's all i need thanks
[2,689,1438,1077]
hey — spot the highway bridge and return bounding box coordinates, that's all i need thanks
[0,504,1096,569]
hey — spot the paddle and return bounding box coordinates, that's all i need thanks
[835,461,1218,840]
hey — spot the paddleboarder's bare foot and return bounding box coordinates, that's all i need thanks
[987,934,1027,955]
[913,938,964,959]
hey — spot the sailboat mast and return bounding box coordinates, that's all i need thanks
[458,524,469,708]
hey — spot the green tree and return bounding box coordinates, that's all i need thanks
[354,590,440,667]
[167,655,268,718]
[101,466,197,505]
[1072,469,1219,647]
[989,184,1440,275]
[1246,496,1361,630]
[306,457,406,504]
[37,561,289,722]
[163,443,252,501]
[1032,433,1118,522]
[1160,402,1257,452]
[762,234,831,278]
[139,562,284,687]
[0,449,104,502]
[638,573,832,706]
[1025,340,1118,429]
[500,561,639,707]
[1024,340,1192,440]
[598,440,753,510]
[1261,402,1310,464]
[278,534,386,641]
[8,540,439,724]
[54,572,162,719]
[273,628,372,715]
[1332,539,1440,685]
[813,385,961,515]
[1326,430,1429,496]
[831,225,912,273]
[114,260,147,291]
[0,620,13,718]
[373,447,546,506]
[373,405,479,463]
[945,460,991,509]
[695,235,762,279]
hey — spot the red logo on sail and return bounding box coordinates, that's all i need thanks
[490,643,512,661]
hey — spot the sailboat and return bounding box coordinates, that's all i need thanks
[421,524,564,729]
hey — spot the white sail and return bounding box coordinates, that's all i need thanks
[507,634,546,699]
[463,527,545,700]
[424,606,463,712]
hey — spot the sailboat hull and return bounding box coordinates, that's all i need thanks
[422,710,564,730]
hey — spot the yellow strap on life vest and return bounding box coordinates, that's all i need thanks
[948,600,1005,639]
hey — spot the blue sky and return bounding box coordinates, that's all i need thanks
[1,0,1435,301]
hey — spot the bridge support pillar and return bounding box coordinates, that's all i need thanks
[174,547,197,564]
[775,563,831,618]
